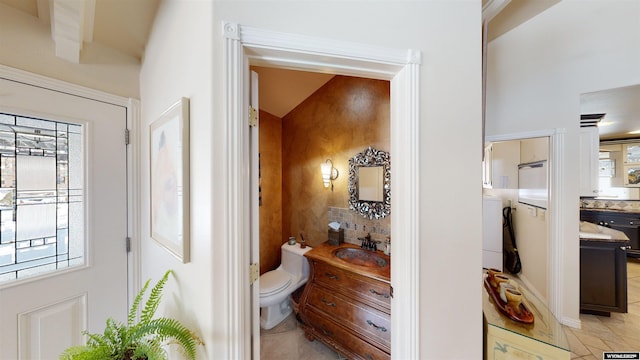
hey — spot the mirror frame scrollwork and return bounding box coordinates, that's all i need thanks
[348,147,391,219]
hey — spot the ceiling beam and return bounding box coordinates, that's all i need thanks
[50,0,95,63]
[482,0,511,22]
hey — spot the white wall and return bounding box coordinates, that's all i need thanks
[0,3,140,99]
[139,1,215,359]
[140,1,481,359]
[486,1,640,324]
[209,2,481,358]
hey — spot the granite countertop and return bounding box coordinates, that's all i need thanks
[579,221,630,243]
[581,208,640,214]
[304,241,390,283]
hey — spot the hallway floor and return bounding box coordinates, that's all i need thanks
[564,258,640,359]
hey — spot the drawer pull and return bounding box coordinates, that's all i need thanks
[320,326,334,336]
[367,320,387,332]
[321,298,337,307]
[325,272,339,280]
[365,354,374,360]
[370,288,390,298]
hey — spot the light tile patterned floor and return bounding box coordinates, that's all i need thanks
[262,259,640,359]
[260,312,346,360]
[564,258,640,359]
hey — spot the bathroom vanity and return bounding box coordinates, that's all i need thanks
[299,242,391,360]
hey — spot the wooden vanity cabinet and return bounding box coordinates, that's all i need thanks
[299,250,391,360]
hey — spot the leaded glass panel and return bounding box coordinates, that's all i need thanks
[0,113,84,283]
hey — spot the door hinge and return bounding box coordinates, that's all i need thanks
[390,285,394,298]
[249,263,259,285]
[124,128,130,145]
[126,237,131,253]
[248,106,258,127]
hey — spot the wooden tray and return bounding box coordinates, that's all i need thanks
[484,276,534,324]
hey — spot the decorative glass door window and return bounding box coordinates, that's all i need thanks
[0,113,83,283]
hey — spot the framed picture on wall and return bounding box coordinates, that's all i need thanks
[150,97,190,263]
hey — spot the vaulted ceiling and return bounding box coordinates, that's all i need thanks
[3,0,638,138]
[0,0,159,63]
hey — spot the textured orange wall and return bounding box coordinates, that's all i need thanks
[259,110,283,274]
[282,76,390,248]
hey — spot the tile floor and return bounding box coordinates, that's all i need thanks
[564,258,640,359]
[261,259,640,359]
[260,312,346,360]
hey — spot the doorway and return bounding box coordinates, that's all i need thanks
[485,129,570,327]
[252,68,391,358]
[222,22,421,359]
[0,70,131,359]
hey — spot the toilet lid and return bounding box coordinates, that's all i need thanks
[260,270,291,296]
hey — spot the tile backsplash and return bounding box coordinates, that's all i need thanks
[581,199,640,212]
[327,207,390,246]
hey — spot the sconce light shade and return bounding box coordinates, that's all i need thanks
[321,159,339,190]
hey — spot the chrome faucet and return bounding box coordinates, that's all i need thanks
[358,233,379,251]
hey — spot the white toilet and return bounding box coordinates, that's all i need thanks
[259,242,312,330]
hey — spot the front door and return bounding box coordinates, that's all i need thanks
[0,76,128,359]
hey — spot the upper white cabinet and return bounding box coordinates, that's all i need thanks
[579,127,600,197]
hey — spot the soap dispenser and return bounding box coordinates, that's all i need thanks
[384,236,391,256]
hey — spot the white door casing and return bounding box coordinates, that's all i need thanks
[0,67,131,359]
[249,70,260,358]
[223,22,421,359]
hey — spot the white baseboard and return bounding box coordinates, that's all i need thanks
[561,316,581,329]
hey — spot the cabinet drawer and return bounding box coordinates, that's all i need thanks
[314,261,391,309]
[305,308,390,360]
[306,284,391,348]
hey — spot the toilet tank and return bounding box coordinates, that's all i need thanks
[281,242,311,280]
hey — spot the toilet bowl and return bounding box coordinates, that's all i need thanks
[259,242,311,330]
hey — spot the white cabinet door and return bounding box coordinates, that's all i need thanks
[579,127,600,197]
[0,77,128,359]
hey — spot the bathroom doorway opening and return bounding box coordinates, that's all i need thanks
[222,22,421,359]
[251,67,392,358]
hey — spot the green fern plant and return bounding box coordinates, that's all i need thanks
[60,270,203,360]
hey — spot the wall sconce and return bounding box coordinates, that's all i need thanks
[321,159,339,191]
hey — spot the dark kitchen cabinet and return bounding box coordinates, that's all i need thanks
[580,210,640,258]
[580,239,628,315]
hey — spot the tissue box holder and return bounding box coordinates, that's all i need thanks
[328,228,344,246]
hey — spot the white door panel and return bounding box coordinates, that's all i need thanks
[0,77,128,359]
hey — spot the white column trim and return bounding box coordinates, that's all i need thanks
[390,62,421,360]
[223,24,247,360]
[222,21,421,359]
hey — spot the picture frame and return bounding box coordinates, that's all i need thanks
[150,97,190,263]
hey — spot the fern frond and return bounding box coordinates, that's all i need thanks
[58,345,111,360]
[131,317,199,360]
[140,270,172,324]
[129,278,152,326]
[133,339,167,360]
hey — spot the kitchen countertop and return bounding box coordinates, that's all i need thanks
[581,208,640,214]
[579,221,630,243]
